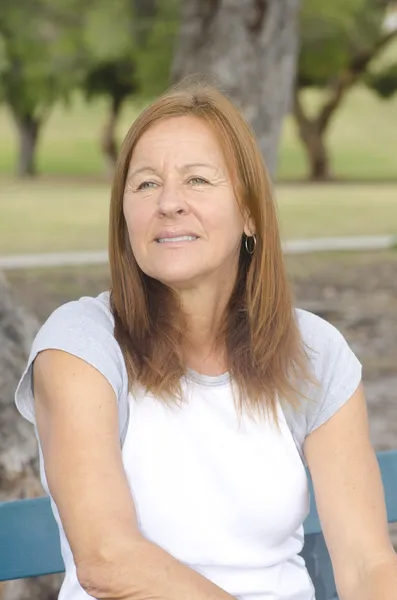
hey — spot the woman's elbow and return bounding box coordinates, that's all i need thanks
[76,539,145,599]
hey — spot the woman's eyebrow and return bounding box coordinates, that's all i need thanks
[127,163,220,182]
[180,162,219,173]
[128,166,158,178]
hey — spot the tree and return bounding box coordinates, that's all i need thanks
[132,0,180,98]
[171,0,301,177]
[81,0,179,174]
[293,0,397,181]
[0,0,86,177]
[83,58,138,175]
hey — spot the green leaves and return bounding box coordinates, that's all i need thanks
[133,0,180,97]
[298,0,388,88]
[83,0,133,63]
[0,0,87,119]
[366,61,397,97]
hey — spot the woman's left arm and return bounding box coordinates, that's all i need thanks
[304,382,397,600]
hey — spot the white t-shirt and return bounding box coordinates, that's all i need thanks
[15,292,362,600]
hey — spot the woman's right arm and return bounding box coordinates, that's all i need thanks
[33,349,236,600]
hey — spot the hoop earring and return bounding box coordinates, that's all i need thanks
[244,234,257,255]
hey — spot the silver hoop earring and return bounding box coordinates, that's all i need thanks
[244,234,257,255]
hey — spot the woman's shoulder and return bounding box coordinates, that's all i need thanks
[46,290,115,332]
[15,291,128,426]
[286,307,363,445]
[294,306,361,391]
[294,306,346,348]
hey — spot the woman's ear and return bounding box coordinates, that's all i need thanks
[243,215,255,237]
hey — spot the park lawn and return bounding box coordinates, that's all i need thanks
[0,178,396,255]
[0,86,396,181]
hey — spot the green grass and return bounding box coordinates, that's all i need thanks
[0,179,110,254]
[0,86,396,180]
[1,178,396,255]
[276,183,397,240]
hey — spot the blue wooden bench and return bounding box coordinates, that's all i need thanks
[1,450,396,599]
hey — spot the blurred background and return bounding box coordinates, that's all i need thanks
[0,0,396,597]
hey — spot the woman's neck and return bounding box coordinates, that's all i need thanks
[177,284,231,376]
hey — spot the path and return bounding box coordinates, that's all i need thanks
[0,235,396,270]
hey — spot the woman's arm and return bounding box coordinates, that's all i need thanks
[34,349,236,600]
[304,383,397,600]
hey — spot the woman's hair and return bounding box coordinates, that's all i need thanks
[109,80,311,420]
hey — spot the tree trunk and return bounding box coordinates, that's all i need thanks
[101,96,123,178]
[292,86,332,181]
[171,0,301,177]
[14,114,41,178]
[0,275,62,600]
[294,119,331,181]
[305,129,330,181]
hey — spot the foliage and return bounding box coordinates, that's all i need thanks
[80,0,179,104]
[298,0,388,88]
[132,0,180,98]
[0,0,180,117]
[83,58,138,107]
[0,0,86,120]
[366,62,397,96]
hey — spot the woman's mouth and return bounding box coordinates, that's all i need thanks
[156,235,198,243]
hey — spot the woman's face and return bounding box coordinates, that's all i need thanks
[123,115,251,289]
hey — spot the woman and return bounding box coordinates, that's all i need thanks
[16,82,397,600]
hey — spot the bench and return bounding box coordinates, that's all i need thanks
[1,450,396,599]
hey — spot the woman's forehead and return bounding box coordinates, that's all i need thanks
[132,115,228,162]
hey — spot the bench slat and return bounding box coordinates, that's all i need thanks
[0,497,64,580]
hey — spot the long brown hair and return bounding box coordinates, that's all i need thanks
[109,81,311,419]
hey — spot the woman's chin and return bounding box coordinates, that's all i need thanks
[147,265,205,289]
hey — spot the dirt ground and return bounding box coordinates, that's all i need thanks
[5,249,397,543]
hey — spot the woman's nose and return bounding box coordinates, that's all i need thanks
[157,182,189,217]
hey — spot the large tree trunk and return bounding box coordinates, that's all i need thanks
[171,0,301,176]
[13,114,41,178]
[0,275,62,600]
[101,96,124,178]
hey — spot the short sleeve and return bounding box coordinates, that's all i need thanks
[14,292,129,433]
[296,309,363,437]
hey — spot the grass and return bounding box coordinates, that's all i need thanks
[0,86,396,180]
[0,178,396,255]
[0,179,110,254]
[276,183,397,240]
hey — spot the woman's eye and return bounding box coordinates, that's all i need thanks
[189,177,209,185]
[137,181,158,190]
